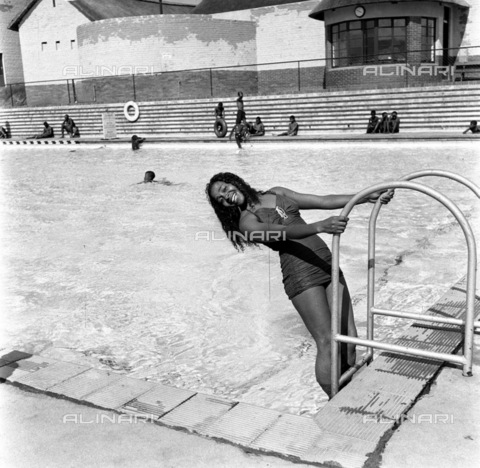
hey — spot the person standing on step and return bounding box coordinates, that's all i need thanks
[206,172,394,398]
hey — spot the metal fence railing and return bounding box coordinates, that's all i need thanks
[1,46,479,108]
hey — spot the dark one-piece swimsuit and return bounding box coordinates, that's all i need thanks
[252,193,343,300]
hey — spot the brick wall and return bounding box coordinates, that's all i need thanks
[71,70,258,104]
[77,15,257,74]
[257,65,325,94]
[212,1,325,65]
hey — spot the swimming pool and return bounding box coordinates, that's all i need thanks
[1,141,479,416]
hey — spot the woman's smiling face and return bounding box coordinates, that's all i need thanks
[210,181,245,208]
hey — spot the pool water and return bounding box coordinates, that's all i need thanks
[1,141,479,416]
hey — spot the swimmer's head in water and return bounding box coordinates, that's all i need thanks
[144,171,156,182]
[206,172,262,251]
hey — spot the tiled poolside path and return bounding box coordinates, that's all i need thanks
[1,275,478,467]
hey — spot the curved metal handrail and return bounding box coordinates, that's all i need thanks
[331,180,477,396]
[366,171,480,361]
[401,170,480,198]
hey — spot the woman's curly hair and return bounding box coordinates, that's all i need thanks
[206,172,263,251]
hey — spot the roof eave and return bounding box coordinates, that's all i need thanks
[309,0,471,22]
[7,0,40,31]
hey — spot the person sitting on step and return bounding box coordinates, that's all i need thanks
[366,110,380,134]
[27,121,54,139]
[61,114,80,138]
[378,112,389,134]
[463,120,480,134]
[249,117,265,137]
[277,115,299,136]
[388,111,400,133]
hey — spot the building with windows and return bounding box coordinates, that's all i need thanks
[3,0,480,104]
[8,0,199,83]
[308,0,475,89]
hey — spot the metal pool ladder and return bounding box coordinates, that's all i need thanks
[330,170,480,397]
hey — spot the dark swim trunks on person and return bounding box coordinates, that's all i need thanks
[252,193,342,299]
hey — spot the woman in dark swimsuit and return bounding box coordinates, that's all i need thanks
[206,172,393,398]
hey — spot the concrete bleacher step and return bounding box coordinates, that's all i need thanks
[1,84,479,138]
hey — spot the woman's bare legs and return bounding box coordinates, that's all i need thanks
[291,277,357,398]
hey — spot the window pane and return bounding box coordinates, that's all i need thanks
[339,22,347,32]
[421,17,435,62]
[349,30,363,64]
[366,20,375,29]
[350,21,361,30]
[332,24,338,34]
[379,19,391,27]
[378,28,391,38]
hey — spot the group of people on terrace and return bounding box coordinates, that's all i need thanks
[215,92,299,148]
[366,110,400,134]
[25,115,80,140]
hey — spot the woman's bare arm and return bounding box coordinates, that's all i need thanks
[268,186,392,210]
[238,211,347,243]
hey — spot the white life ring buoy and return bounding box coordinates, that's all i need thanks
[124,101,140,122]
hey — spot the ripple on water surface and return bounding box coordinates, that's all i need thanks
[1,142,479,415]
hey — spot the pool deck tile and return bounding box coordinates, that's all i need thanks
[250,413,323,458]
[0,355,57,382]
[302,432,378,468]
[1,275,477,466]
[14,361,90,391]
[48,368,124,400]
[310,274,478,468]
[315,404,396,443]
[159,393,236,434]
[121,384,196,419]
[0,364,31,381]
[325,385,412,421]
[204,402,282,446]
[0,350,34,367]
[82,376,156,409]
